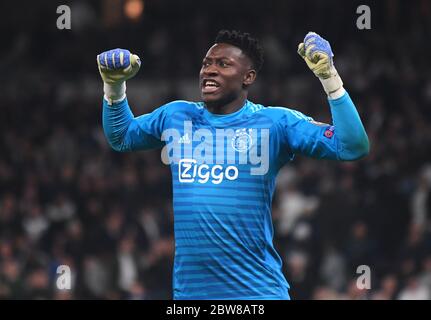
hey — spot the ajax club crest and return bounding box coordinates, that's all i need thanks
[231,128,253,152]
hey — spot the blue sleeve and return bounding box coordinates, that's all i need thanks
[279,91,369,161]
[102,98,169,152]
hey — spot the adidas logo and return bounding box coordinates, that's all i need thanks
[178,133,191,144]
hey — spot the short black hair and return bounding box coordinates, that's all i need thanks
[215,30,264,73]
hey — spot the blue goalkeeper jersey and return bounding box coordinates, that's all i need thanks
[102,91,369,299]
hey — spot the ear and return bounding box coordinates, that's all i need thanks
[243,69,256,87]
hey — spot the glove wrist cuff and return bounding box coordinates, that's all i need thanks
[104,82,126,105]
[319,67,345,99]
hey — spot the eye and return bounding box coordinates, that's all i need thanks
[218,61,229,67]
[202,60,211,67]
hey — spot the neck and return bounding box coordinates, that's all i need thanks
[205,92,247,115]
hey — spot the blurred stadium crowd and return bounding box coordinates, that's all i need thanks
[1,0,431,299]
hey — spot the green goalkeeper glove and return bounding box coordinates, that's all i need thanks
[97,49,141,103]
[298,32,344,99]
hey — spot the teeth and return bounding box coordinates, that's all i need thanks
[205,80,218,87]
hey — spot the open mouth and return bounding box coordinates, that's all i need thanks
[202,79,221,94]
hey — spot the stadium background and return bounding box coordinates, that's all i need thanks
[1,0,431,299]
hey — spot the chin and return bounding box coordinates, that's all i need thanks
[201,91,237,107]
[201,93,221,104]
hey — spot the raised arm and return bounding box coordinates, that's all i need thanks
[97,49,166,152]
[279,92,369,161]
[278,32,369,161]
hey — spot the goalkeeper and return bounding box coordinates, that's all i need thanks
[97,31,369,299]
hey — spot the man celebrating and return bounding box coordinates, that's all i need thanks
[97,30,369,299]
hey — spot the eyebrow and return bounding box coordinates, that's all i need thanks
[203,56,235,62]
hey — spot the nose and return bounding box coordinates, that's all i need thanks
[202,64,218,77]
